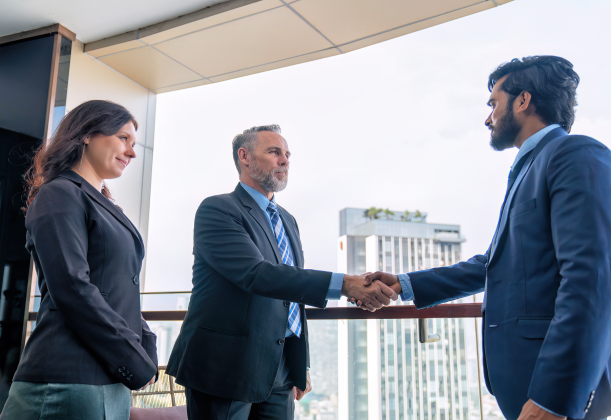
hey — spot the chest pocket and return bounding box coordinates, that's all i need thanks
[510,198,536,218]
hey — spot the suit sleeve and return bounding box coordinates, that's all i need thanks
[27,184,157,389]
[194,196,332,308]
[141,316,159,383]
[527,138,611,418]
[409,253,488,309]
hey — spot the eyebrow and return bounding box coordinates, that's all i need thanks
[266,146,290,156]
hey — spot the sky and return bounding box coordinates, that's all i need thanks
[143,0,611,292]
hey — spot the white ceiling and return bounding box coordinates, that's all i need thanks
[0,0,229,43]
[2,0,512,94]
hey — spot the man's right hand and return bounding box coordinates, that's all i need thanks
[341,274,398,312]
[347,272,403,308]
[364,272,402,295]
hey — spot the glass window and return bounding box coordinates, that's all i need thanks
[402,238,409,273]
[386,237,393,272]
[395,238,400,274]
[417,240,423,270]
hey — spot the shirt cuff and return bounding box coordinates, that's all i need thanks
[532,401,565,418]
[398,274,415,301]
[326,273,344,300]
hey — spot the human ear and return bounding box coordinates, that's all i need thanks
[518,91,532,113]
[238,148,250,165]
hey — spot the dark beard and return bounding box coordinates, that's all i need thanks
[489,103,521,151]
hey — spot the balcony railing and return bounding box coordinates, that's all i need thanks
[28,292,489,420]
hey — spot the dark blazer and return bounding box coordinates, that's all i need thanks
[14,171,158,390]
[408,128,611,420]
[166,184,332,402]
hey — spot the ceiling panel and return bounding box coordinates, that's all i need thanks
[88,40,147,58]
[154,6,333,77]
[0,0,229,42]
[340,1,493,53]
[292,0,483,46]
[140,0,283,45]
[154,78,212,94]
[98,46,202,90]
[209,47,339,83]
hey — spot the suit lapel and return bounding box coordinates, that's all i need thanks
[234,184,282,263]
[58,172,143,252]
[488,127,566,264]
[278,206,304,268]
[489,158,534,262]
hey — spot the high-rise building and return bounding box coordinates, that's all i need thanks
[337,208,480,420]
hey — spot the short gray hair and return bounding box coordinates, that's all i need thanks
[232,125,281,174]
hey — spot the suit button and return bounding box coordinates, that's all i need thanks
[118,367,125,372]
[133,275,139,285]
[122,371,127,377]
[128,375,133,381]
[284,301,290,307]
[278,339,285,345]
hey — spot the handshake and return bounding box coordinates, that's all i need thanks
[341,272,401,312]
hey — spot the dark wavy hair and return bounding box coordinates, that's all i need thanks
[23,100,138,211]
[488,56,580,132]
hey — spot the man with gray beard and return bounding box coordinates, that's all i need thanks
[166,125,398,420]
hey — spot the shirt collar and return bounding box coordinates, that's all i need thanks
[240,182,276,212]
[511,124,561,170]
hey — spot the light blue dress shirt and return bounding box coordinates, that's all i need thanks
[240,183,344,307]
[396,126,564,417]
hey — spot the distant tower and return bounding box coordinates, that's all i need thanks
[337,208,479,420]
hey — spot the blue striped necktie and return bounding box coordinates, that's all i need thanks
[266,201,302,337]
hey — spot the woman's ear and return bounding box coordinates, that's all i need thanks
[84,136,90,145]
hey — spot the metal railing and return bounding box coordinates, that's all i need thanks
[28,302,482,342]
[130,366,185,408]
[28,293,485,413]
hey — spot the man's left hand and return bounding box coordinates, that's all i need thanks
[517,399,566,420]
[294,370,312,401]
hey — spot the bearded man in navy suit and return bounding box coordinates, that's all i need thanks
[364,56,611,420]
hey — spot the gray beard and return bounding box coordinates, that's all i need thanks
[249,159,288,193]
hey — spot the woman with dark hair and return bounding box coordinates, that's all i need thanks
[1,100,158,420]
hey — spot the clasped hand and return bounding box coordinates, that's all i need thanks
[342,272,401,312]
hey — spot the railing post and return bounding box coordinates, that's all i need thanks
[418,318,440,344]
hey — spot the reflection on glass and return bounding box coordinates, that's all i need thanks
[296,313,483,420]
[140,292,191,312]
[51,36,72,134]
[145,321,183,366]
[296,320,339,420]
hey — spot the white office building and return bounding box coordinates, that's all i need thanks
[337,208,480,420]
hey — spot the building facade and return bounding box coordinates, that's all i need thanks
[337,208,480,420]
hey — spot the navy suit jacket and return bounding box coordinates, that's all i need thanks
[166,184,332,402]
[408,128,611,420]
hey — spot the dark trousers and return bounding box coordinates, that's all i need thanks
[186,350,295,420]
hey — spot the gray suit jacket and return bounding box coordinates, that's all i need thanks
[166,184,332,402]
